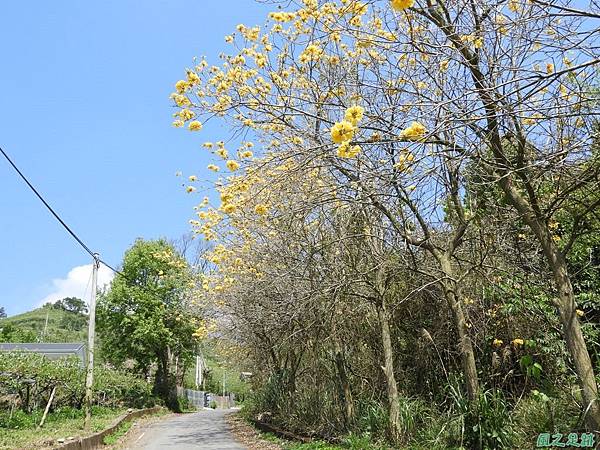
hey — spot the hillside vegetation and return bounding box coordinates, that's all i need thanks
[0,304,87,343]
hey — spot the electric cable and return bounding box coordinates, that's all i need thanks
[0,145,96,259]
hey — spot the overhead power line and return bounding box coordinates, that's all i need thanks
[97,258,125,278]
[0,143,200,303]
[0,145,96,259]
[1,145,140,283]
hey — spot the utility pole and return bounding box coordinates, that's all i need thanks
[84,254,99,430]
[41,309,49,342]
[195,351,205,390]
[195,355,200,389]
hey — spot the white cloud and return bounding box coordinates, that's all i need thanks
[38,264,114,306]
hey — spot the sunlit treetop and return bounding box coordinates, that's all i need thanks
[171,0,599,307]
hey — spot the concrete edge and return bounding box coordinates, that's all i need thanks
[55,406,164,450]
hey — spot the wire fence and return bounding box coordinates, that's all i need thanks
[176,387,235,409]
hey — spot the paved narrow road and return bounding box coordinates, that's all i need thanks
[128,409,247,449]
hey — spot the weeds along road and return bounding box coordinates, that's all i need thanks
[125,409,246,450]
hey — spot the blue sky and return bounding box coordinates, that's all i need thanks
[0,1,271,316]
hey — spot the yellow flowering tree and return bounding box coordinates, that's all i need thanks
[172,0,600,435]
[170,0,488,431]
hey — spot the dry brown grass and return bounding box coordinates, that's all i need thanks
[226,413,283,450]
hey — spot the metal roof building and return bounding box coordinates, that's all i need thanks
[0,343,86,365]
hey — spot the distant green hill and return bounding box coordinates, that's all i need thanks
[0,305,87,343]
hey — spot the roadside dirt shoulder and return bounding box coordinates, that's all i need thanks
[226,412,283,450]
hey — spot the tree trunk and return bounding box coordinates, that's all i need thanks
[545,238,600,429]
[499,178,600,430]
[334,342,355,429]
[446,284,480,401]
[154,351,179,411]
[376,300,402,442]
[439,256,480,402]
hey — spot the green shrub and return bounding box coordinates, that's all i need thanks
[342,433,391,450]
[472,389,515,450]
[355,399,388,437]
[512,390,582,449]
[176,395,194,412]
[446,379,514,450]
[0,409,40,429]
[94,366,157,408]
[0,405,116,430]
[210,400,217,409]
[286,442,340,450]
[0,352,156,411]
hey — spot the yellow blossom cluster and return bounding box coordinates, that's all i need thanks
[179,109,195,121]
[337,142,361,158]
[390,0,414,11]
[461,33,484,49]
[344,105,364,125]
[175,79,188,93]
[188,120,202,131]
[236,24,261,42]
[192,319,217,339]
[331,121,356,144]
[151,249,188,271]
[299,43,324,63]
[393,150,415,172]
[269,11,297,22]
[193,207,222,241]
[171,93,191,107]
[226,160,241,171]
[255,204,268,215]
[399,121,427,140]
[330,105,365,158]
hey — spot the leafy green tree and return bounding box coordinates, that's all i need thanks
[54,297,88,315]
[97,239,200,411]
[0,324,37,343]
[0,307,6,319]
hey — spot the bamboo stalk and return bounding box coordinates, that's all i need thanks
[37,386,56,430]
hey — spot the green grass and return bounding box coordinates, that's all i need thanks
[285,437,395,450]
[284,443,344,450]
[0,406,126,450]
[255,433,343,450]
[253,431,391,450]
[264,435,459,450]
[103,419,133,445]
